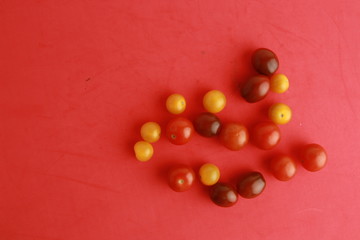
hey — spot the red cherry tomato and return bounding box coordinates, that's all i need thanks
[270,154,297,181]
[166,117,194,145]
[219,123,248,151]
[241,75,270,103]
[300,144,327,172]
[251,122,281,150]
[210,183,238,207]
[168,165,195,192]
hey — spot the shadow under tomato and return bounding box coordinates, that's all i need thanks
[288,140,309,163]
[231,47,259,100]
[123,138,137,160]
[228,167,257,186]
[260,150,282,175]
[155,162,173,185]
[187,87,213,121]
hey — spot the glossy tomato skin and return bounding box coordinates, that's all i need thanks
[251,122,281,150]
[241,75,270,103]
[268,103,292,125]
[199,163,220,186]
[270,73,289,93]
[203,90,227,113]
[219,123,249,151]
[166,93,186,114]
[270,154,297,181]
[236,172,266,198]
[134,141,153,162]
[168,165,195,192]
[140,122,161,143]
[166,117,194,145]
[301,144,327,172]
[193,112,222,137]
[210,183,238,207]
[252,48,279,76]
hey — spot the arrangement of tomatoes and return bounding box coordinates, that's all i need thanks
[132,48,328,208]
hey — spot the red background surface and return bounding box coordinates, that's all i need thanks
[1,0,360,239]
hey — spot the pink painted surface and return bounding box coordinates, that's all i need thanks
[1,0,360,239]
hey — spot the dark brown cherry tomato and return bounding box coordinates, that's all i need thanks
[166,117,194,145]
[252,48,279,76]
[300,144,327,172]
[236,172,266,198]
[219,123,249,151]
[193,112,222,137]
[270,154,297,181]
[241,75,270,103]
[210,183,238,207]
[168,165,195,192]
[251,122,280,150]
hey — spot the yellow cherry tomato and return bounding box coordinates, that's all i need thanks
[268,103,292,125]
[270,73,289,93]
[140,122,161,143]
[134,141,153,162]
[199,163,220,186]
[203,90,226,113]
[166,94,186,114]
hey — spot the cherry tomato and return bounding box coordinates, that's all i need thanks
[270,73,289,93]
[210,183,238,207]
[270,154,297,181]
[166,117,194,145]
[252,48,279,76]
[241,75,270,103]
[166,93,186,114]
[236,172,266,198]
[268,103,292,125]
[134,141,153,162]
[199,163,220,186]
[300,144,327,172]
[219,123,248,151]
[193,112,222,137]
[140,122,161,143]
[203,90,226,113]
[168,165,195,192]
[251,122,281,150]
